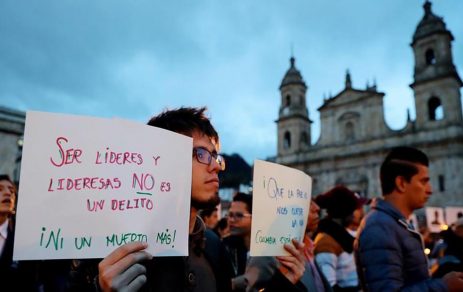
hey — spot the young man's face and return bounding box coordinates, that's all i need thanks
[306,200,320,233]
[228,201,252,237]
[404,164,432,211]
[0,179,16,215]
[191,132,221,210]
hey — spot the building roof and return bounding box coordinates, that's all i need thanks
[412,1,452,45]
[0,105,26,124]
[280,57,306,89]
[317,72,384,111]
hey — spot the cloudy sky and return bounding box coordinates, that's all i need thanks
[1,0,462,164]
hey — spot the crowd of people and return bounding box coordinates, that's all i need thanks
[1,106,463,291]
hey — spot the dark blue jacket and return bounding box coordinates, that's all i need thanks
[354,199,447,292]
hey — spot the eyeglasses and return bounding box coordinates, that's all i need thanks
[193,147,226,171]
[228,211,252,221]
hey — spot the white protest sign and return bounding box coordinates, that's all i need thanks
[425,207,445,233]
[445,207,463,227]
[14,111,192,260]
[250,160,312,256]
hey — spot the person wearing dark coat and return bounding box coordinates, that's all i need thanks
[78,107,305,292]
[355,147,463,291]
[432,217,463,278]
[0,175,41,291]
[72,107,233,292]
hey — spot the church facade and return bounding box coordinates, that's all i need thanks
[275,2,463,207]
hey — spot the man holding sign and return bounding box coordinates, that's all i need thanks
[96,107,233,291]
[92,107,307,292]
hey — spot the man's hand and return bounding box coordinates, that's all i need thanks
[276,239,306,284]
[98,241,153,292]
[443,271,463,292]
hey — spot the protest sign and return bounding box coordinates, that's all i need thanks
[250,160,312,256]
[425,207,446,233]
[445,206,463,227]
[14,111,192,260]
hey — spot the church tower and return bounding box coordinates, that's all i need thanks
[410,0,463,130]
[276,56,312,156]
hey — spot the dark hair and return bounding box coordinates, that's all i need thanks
[217,217,228,229]
[315,185,366,220]
[147,107,218,142]
[199,207,218,220]
[213,217,228,234]
[0,174,13,183]
[380,146,429,195]
[232,192,253,214]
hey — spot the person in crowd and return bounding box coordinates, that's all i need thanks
[313,185,366,291]
[354,146,463,291]
[223,192,306,291]
[419,226,437,256]
[0,174,19,290]
[345,205,365,234]
[432,217,463,278]
[0,175,45,290]
[199,207,219,229]
[223,192,253,280]
[244,199,332,292]
[213,217,230,239]
[96,107,232,292]
[300,200,332,292]
[85,107,305,292]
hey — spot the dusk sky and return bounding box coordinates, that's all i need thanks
[1,0,462,164]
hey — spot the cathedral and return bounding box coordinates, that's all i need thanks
[275,1,463,207]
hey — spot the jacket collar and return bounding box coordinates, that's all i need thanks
[371,198,406,222]
[372,198,420,235]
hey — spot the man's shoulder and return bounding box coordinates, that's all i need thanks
[363,207,397,227]
[358,208,399,241]
[204,229,225,255]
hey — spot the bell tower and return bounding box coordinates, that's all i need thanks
[410,0,463,129]
[276,56,312,156]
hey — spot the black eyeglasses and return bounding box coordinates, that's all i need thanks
[228,211,252,221]
[193,147,226,171]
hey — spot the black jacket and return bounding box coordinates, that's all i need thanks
[146,227,234,292]
[69,217,234,292]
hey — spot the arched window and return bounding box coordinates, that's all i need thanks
[425,49,436,65]
[283,131,291,149]
[345,121,355,141]
[285,95,291,107]
[299,95,304,106]
[428,97,444,121]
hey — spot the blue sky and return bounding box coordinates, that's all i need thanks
[1,0,462,164]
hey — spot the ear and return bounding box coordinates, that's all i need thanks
[395,176,407,193]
